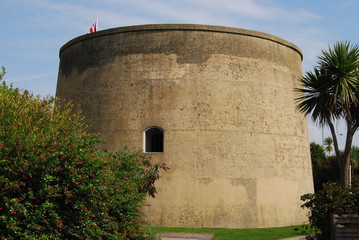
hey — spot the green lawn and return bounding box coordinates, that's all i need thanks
[150,225,309,240]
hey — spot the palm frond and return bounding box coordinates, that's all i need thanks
[318,41,359,106]
[296,41,359,126]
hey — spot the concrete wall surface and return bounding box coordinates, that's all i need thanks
[56,24,314,228]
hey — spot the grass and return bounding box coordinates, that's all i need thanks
[150,225,311,240]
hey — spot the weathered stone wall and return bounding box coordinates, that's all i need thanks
[56,24,314,228]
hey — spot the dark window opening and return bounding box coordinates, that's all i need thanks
[145,127,164,153]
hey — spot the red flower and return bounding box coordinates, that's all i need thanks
[90,214,95,218]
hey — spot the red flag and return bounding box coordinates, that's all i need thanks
[88,19,98,33]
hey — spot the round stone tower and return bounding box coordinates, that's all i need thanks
[56,24,313,228]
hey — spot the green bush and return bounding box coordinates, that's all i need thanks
[309,142,340,191]
[301,182,359,239]
[0,72,168,239]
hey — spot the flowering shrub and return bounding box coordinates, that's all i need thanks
[301,182,359,239]
[0,70,168,239]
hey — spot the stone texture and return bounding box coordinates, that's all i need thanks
[56,24,314,228]
[155,233,213,240]
[280,236,306,240]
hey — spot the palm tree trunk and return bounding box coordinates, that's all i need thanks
[328,121,341,159]
[342,124,354,187]
[341,155,351,186]
[328,121,352,187]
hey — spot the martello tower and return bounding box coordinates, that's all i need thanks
[56,24,314,228]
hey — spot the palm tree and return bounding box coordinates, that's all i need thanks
[324,137,333,155]
[296,41,359,187]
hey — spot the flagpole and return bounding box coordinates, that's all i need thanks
[96,17,99,31]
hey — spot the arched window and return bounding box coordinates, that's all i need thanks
[144,127,164,153]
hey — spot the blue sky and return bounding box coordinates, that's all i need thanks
[1,0,359,148]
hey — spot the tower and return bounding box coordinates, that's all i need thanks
[56,24,313,228]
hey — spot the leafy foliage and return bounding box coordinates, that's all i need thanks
[310,142,326,164]
[309,141,359,190]
[0,70,168,239]
[301,182,359,240]
[296,41,359,125]
[310,142,340,191]
[324,137,333,155]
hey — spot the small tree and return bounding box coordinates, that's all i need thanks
[324,137,333,156]
[296,41,359,187]
[310,142,339,191]
[0,68,168,239]
[310,142,326,165]
[301,183,359,239]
